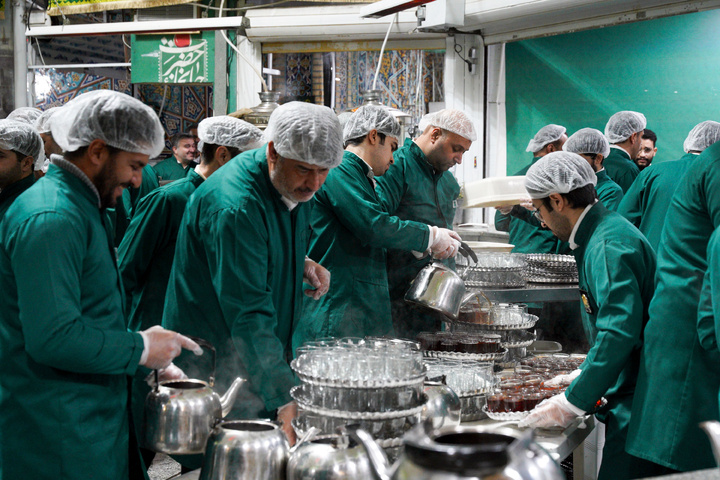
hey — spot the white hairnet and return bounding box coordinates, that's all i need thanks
[604,111,647,144]
[343,105,401,143]
[35,107,60,134]
[526,124,566,153]
[337,111,354,129]
[197,116,264,153]
[563,128,611,159]
[683,121,720,153]
[264,101,343,168]
[51,90,165,158]
[0,119,45,168]
[7,107,42,126]
[420,109,477,142]
[525,151,597,199]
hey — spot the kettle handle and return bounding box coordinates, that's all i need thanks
[186,336,217,387]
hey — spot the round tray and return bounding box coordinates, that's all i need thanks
[422,348,507,362]
[501,339,535,348]
[482,406,530,422]
[291,386,427,420]
[471,315,538,331]
[525,274,578,284]
[290,359,427,389]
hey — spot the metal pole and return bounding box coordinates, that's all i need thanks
[12,0,28,109]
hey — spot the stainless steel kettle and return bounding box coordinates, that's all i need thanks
[404,262,476,320]
[350,424,564,480]
[287,434,374,480]
[200,419,290,480]
[143,337,246,454]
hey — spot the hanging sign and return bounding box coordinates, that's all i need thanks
[47,0,194,16]
[131,32,214,84]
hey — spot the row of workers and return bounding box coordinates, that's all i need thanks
[495,116,720,478]
[0,90,476,479]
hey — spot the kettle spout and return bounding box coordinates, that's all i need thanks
[700,421,720,466]
[220,377,246,418]
[347,425,393,480]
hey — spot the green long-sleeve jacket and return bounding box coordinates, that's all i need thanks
[697,228,720,352]
[375,138,460,338]
[0,161,145,480]
[119,169,204,333]
[163,147,302,419]
[122,163,160,218]
[0,173,34,220]
[152,155,194,182]
[295,151,429,349]
[627,142,720,471]
[617,154,696,252]
[564,202,655,422]
[494,157,565,254]
[604,147,639,193]
[595,169,623,212]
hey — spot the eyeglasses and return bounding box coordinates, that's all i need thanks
[533,209,543,222]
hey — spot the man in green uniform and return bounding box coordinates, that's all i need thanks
[563,127,624,211]
[34,106,61,177]
[296,106,462,348]
[152,132,197,182]
[602,110,645,193]
[635,128,657,171]
[0,90,202,480]
[495,124,568,254]
[618,121,720,252]
[163,102,343,444]
[120,115,263,470]
[0,120,43,219]
[517,152,656,480]
[375,109,475,339]
[626,139,720,474]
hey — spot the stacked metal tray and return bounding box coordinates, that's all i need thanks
[524,254,578,284]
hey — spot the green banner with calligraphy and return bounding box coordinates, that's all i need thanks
[47,0,194,16]
[0,0,5,21]
[131,31,214,85]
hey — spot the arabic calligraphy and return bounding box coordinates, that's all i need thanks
[158,36,208,83]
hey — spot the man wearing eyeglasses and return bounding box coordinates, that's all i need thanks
[517,151,656,480]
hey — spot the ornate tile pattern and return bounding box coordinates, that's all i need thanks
[34,68,212,153]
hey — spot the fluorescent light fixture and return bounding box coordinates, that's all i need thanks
[360,0,436,19]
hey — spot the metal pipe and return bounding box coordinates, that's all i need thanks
[28,62,132,69]
[13,0,27,108]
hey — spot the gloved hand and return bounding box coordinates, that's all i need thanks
[145,362,188,387]
[430,226,462,260]
[139,326,203,370]
[544,369,582,387]
[496,205,514,215]
[517,393,585,429]
[277,401,298,446]
[304,258,330,300]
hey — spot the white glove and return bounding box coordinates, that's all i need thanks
[430,226,461,260]
[145,362,188,387]
[517,393,585,429]
[139,326,203,370]
[496,205,514,215]
[544,369,582,387]
[303,258,330,300]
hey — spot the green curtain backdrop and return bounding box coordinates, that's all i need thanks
[505,9,720,174]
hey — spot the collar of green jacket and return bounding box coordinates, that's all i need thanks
[609,145,631,160]
[596,169,609,183]
[0,173,34,202]
[572,201,611,251]
[344,151,375,183]
[52,156,101,207]
[407,140,442,178]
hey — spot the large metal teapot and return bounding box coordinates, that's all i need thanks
[287,433,374,480]
[405,262,476,320]
[143,337,246,454]
[350,424,564,480]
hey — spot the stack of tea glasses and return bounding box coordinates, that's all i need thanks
[290,337,427,453]
[424,357,494,421]
[461,253,527,288]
